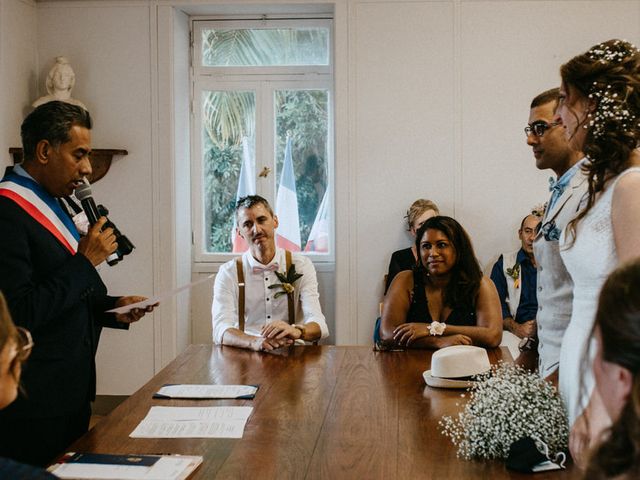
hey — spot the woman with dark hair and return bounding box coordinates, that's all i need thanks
[584,259,640,479]
[384,198,440,294]
[379,216,502,349]
[0,292,55,477]
[554,39,640,464]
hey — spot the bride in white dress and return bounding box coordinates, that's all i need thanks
[555,39,640,467]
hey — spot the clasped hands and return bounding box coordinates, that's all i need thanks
[252,320,301,353]
[393,323,471,348]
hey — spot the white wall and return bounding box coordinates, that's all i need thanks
[0,0,37,169]
[1,0,637,393]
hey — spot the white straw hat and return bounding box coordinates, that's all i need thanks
[423,345,491,389]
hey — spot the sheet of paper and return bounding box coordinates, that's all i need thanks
[51,456,201,480]
[155,384,257,399]
[106,274,214,314]
[130,406,253,439]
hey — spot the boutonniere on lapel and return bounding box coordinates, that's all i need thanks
[506,262,521,289]
[269,265,303,298]
[540,220,561,241]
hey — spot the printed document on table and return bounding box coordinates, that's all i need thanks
[130,406,253,439]
[154,384,258,399]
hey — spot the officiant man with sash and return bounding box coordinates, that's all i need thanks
[212,195,329,352]
[0,101,154,466]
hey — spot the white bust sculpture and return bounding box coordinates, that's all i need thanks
[32,56,87,110]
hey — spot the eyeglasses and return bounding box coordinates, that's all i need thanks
[524,121,560,137]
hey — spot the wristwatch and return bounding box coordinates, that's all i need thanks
[518,336,538,352]
[293,324,306,340]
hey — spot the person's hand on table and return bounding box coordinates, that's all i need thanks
[434,334,472,348]
[114,296,158,324]
[251,335,294,353]
[393,322,429,346]
[261,320,301,340]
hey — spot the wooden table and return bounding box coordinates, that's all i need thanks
[70,345,578,479]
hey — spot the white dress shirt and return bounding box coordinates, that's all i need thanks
[212,248,329,344]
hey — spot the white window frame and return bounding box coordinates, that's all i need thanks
[191,17,334,265]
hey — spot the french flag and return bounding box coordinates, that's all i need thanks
[232,136,255,252]
[304,189,329,252]
[275,136,301,252]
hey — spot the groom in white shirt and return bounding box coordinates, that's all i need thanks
[212,195,329,352]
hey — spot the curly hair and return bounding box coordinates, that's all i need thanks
[414,216,482,311]
[561,39,640,241]
[584,259,640,479]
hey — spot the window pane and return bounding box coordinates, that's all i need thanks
[202,28,329,67]
[274,89,330,253]
[202,90,256,253]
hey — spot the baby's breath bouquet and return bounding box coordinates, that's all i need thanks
[440,362,568,460]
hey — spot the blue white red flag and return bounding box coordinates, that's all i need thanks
[232,136,256,252]
[304,189,329,252]
[275,136,301,252]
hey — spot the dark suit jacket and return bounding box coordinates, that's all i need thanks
[0,182,127,419]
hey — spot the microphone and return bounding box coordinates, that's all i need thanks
[74,179,101,225]
[74,178,135,266]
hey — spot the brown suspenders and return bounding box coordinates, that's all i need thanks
[236,251,295,331]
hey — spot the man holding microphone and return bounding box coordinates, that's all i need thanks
[0,101,154,466]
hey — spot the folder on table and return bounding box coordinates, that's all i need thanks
[48,452,202,480]
[152,384,258,399]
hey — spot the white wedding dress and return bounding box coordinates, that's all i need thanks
[559,166,640,425]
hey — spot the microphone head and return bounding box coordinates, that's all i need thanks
[74,179,93,201]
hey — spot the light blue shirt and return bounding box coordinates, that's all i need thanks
[547,158,587,212]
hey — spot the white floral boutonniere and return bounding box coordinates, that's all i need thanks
[268,264,303,298]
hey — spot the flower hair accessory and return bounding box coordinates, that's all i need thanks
[584,40,640,138]
[587,39,638,64]
[429,321,446,336]
[268,264,303,298]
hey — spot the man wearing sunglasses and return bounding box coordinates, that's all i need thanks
[0,102,154,467]
[526,88,586,386]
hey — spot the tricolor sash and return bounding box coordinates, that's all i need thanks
[0,172,79,254]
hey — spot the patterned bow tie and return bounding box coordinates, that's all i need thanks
[548,176,564,194]
[252,263,279,274]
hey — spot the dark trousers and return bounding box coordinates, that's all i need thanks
[0,403,91,467]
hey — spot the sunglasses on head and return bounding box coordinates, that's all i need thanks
[524,121,560,137]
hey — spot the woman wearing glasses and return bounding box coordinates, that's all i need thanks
[554,39,640,466]
[0,292,54,478]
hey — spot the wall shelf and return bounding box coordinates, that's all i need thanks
[9,148,128,183]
